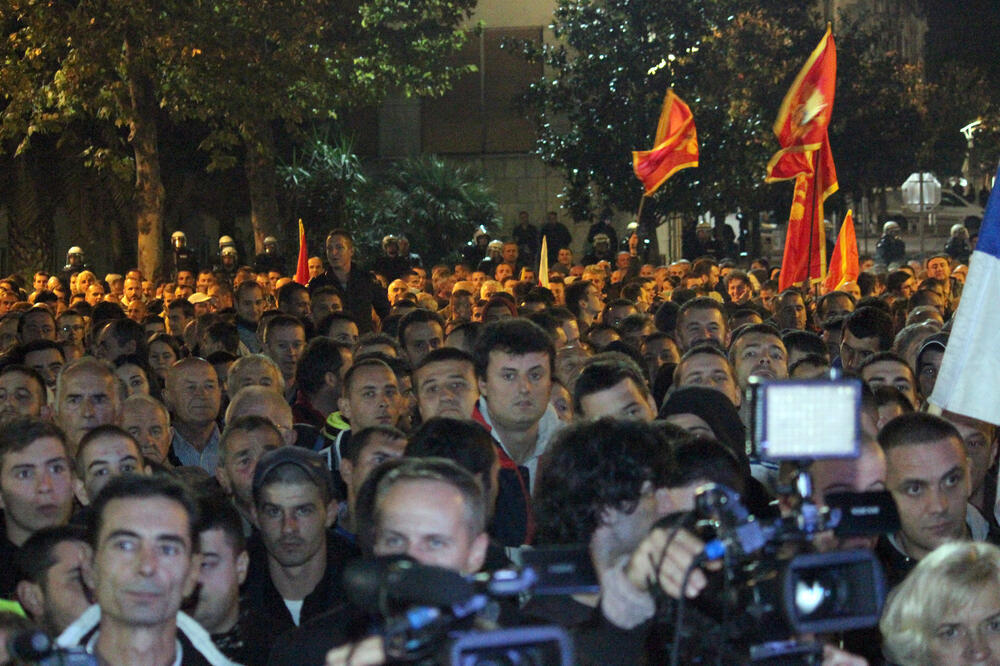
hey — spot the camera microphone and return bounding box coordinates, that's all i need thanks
[7,629,55,661]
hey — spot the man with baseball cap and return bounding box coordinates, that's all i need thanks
[242,447,358,636]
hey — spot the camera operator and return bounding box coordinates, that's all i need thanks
[266,457,489,666]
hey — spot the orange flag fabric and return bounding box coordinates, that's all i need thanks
[294,219,309,285]
[632,90,699,195]
[823,209,859,292]
[767,26,838,291]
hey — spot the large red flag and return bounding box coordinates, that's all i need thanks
[823,209,859,292]
[632,90,699,195]
[294,219,309,285]
[767,26,838,291]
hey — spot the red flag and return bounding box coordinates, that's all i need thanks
[768,26,838,290]
[294,219,309,285]
[823,209,859,292]
[632,90,699,195]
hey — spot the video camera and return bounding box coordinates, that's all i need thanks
[662,376,900,664]
[6,629,96,665]
[343,555,583,665]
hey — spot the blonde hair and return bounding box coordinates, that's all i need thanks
[880,541,1000,665]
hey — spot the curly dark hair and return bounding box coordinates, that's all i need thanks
[534,417,675,545]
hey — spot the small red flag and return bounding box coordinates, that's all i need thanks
[294,219,309,285]
[823,210,859,292]
[632,90,699,196]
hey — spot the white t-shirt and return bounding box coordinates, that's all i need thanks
[284,598,305,626]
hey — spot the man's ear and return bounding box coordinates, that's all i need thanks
[236,550,250,586]
[466,532,489,575]
[73,477,90,507]
[15,581,43,619]
[654,486,676,517]
[338,396,352,422]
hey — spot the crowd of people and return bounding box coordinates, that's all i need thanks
[0,214,991,666]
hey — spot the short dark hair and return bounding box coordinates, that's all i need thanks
[667,437,745,494]
[76,425,141,477]
[101,318,149,359]
[276,282,308,311]
[878,412,963,454]
[17,306,56,338]
[405,418,497,487]
[296,337,351,395]
[262,313,305,344]
[414,346,476,374]
[15,524,88,586]
[564,280,593,318]
[219,414,282,462]
[535,418,675,544]
[677,297,726,330]
[573,353,650,414]
[473,318,555,378]
[196,491,246,553]
[202,321,240,356]
[235,279,263,301]
[88,474,201,551]
[843,306,895,351]
[781,330,829,360]
[341,425,407,467]
[342,358,397,395]
[0,417,67,473]
[167,298,195,318]
[0,364,48,404]
[728,323,782,356]
[398,309,445,350]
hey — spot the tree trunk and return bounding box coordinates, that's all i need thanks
[8,154,52,276]
[124,39,166,283]
[244,120,280,256]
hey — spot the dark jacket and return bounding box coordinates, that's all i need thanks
[242,529,361,637]
[308,264,390,334]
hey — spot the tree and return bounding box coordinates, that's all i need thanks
[0,0,476,280]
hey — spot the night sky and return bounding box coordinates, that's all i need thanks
[924,0,1000,79]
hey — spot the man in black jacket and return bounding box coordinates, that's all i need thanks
[307,229,390,335]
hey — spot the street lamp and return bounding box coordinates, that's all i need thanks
[961,119,982,189]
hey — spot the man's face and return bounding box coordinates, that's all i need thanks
[264,324,306,382]
[33,273,48,293]
[676,353,741,406]
[926,257,950,281]
[126,300,147,323]
[403,321,443,367]
[415,359,479,420]
[166,363,221,427]
[944,413,998,498]
[342,434,407,505]
[85,283,105,307]
[677,307,726,351]
[196,272,215,294]
[819,295,854,324]
[839,329,882,373]
[22,311,56,343]
[57,369,120,449]
[387,280,409,305]
[898,277,916,299]
[494,263,513,283]
[581,284,603,317]
[326,320,359,346]
[478,351,552,433]
[255,482,333,568]
[0,371,46,422]
[918,349,944,398]
[727,279,750,304]
[886,438,970,560]
[501,243,518,264]
[0,437,73,545]
[236,285,265,324]
[325,234,353,273]
[341,365,402,429]
[95,325,132,362]
[451,294,473,322]
[122,403,171,464]
[217,429,283,509]
[193,528,246,635]
[470,272,486,290]
[123,279,142,304]
[282,291,311,319]
[91,497,198,628]
[307,257,324,279]
[861,360,918,408]
[557,249,572,265]
[776,293,807,330]
[166,308,190,337]
[311,293,341,324]
[176,271,195,288]
[579,378,654,422]
[57,315,85,345]
[34,539,93,635]
[642,336,679,378]
[76,433,145,504]
[374,479,486,574]
[731,332,788,389]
